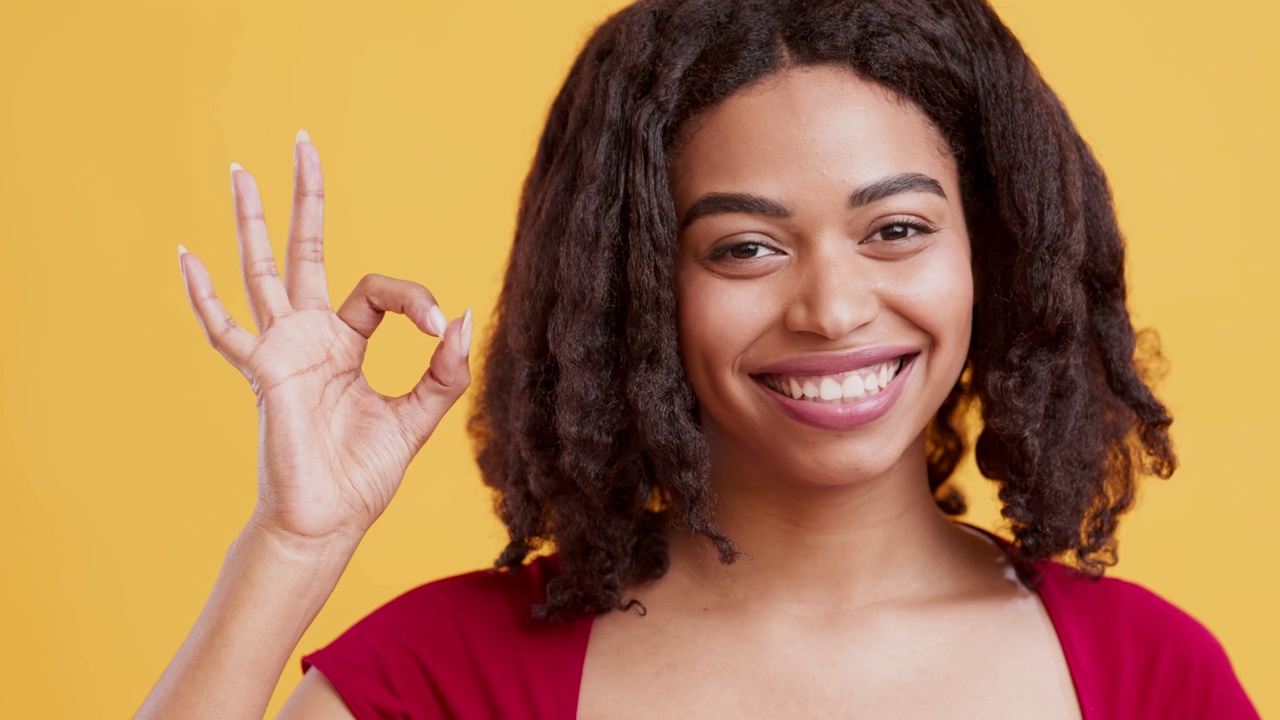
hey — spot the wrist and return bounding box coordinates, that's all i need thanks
[240,512,363,573]
[242,513,363,568]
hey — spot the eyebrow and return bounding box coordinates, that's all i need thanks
[678,172,946,231]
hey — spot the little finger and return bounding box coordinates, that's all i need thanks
[178,245,256,369]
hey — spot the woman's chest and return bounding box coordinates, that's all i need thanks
[575,598,1082,720]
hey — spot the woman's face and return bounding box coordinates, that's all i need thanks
[671,64,973,486]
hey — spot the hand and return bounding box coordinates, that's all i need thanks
[177,131,471,546]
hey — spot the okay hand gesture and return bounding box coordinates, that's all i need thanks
[177,131,471,546]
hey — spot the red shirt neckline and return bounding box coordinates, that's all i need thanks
[301,521,1257,718]
[561,521,1090,719]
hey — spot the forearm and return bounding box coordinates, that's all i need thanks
[135,521,360,720]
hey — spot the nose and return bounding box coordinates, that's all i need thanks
[783,249,880,340]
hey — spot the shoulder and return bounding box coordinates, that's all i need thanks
[1035,561,1258,718]
[1038,561,1224,650]
[300,554,590,720]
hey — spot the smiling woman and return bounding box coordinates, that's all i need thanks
[672,70,974,460]
[132,0,1260,719]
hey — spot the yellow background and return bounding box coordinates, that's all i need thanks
[1,0,1274,716]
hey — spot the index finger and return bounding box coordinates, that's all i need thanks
[285,129,331,310]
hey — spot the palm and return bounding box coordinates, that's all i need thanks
[245,311,404,538]
[178,134,472,543]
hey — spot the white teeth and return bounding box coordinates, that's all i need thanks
[841,373,865,398]
[763,356,908,404]
[864,372,880,392]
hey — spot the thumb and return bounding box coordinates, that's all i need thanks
[393,307,473,449]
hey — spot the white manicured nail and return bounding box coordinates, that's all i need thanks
[230,162,243,173]
[296,129,310,144]
[428,305,447,338]
[461,307,473,357]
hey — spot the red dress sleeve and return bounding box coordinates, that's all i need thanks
[300,554,592,719]
[1036,561,1259,719]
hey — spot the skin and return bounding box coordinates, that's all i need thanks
[137,68,1080,719]
[576,66,1082,719]
[136,134,470,718]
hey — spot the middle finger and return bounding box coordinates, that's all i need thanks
[285,130,332,311]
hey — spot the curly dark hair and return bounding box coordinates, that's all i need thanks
[466,0,1176,621]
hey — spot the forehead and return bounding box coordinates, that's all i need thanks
[669,65,957,210]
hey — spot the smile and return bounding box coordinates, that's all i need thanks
[759,357,904,403]
[749,351,920,431]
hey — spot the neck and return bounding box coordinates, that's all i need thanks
[661,432,989,614]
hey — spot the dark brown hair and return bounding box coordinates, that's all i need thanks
[467,0,1176,621]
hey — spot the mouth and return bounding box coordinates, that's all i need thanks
[751,353,918,404]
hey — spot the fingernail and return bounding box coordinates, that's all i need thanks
[178,244,188,257]
[294,131,309,169]
[428,305,447,338]
[178,244,188,273]
[461,307,473,358]
[230,162,243,173]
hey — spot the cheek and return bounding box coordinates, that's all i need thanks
[674,271,717,394]
[676,273,737,384]
[894,243,974,360]
[675,271,775,393]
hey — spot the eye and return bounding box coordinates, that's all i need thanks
[708,241,780,262]
[867,218,938,243]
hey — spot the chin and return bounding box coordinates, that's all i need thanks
[767,432,925,489]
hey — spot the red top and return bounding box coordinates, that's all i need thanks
[300,526,1259,719]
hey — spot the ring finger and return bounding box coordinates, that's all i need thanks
[231,163,294,332]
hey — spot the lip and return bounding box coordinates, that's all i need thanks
[749,345,920,376]
[752,352,918,431]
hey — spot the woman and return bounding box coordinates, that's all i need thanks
[138,0,1258,718]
